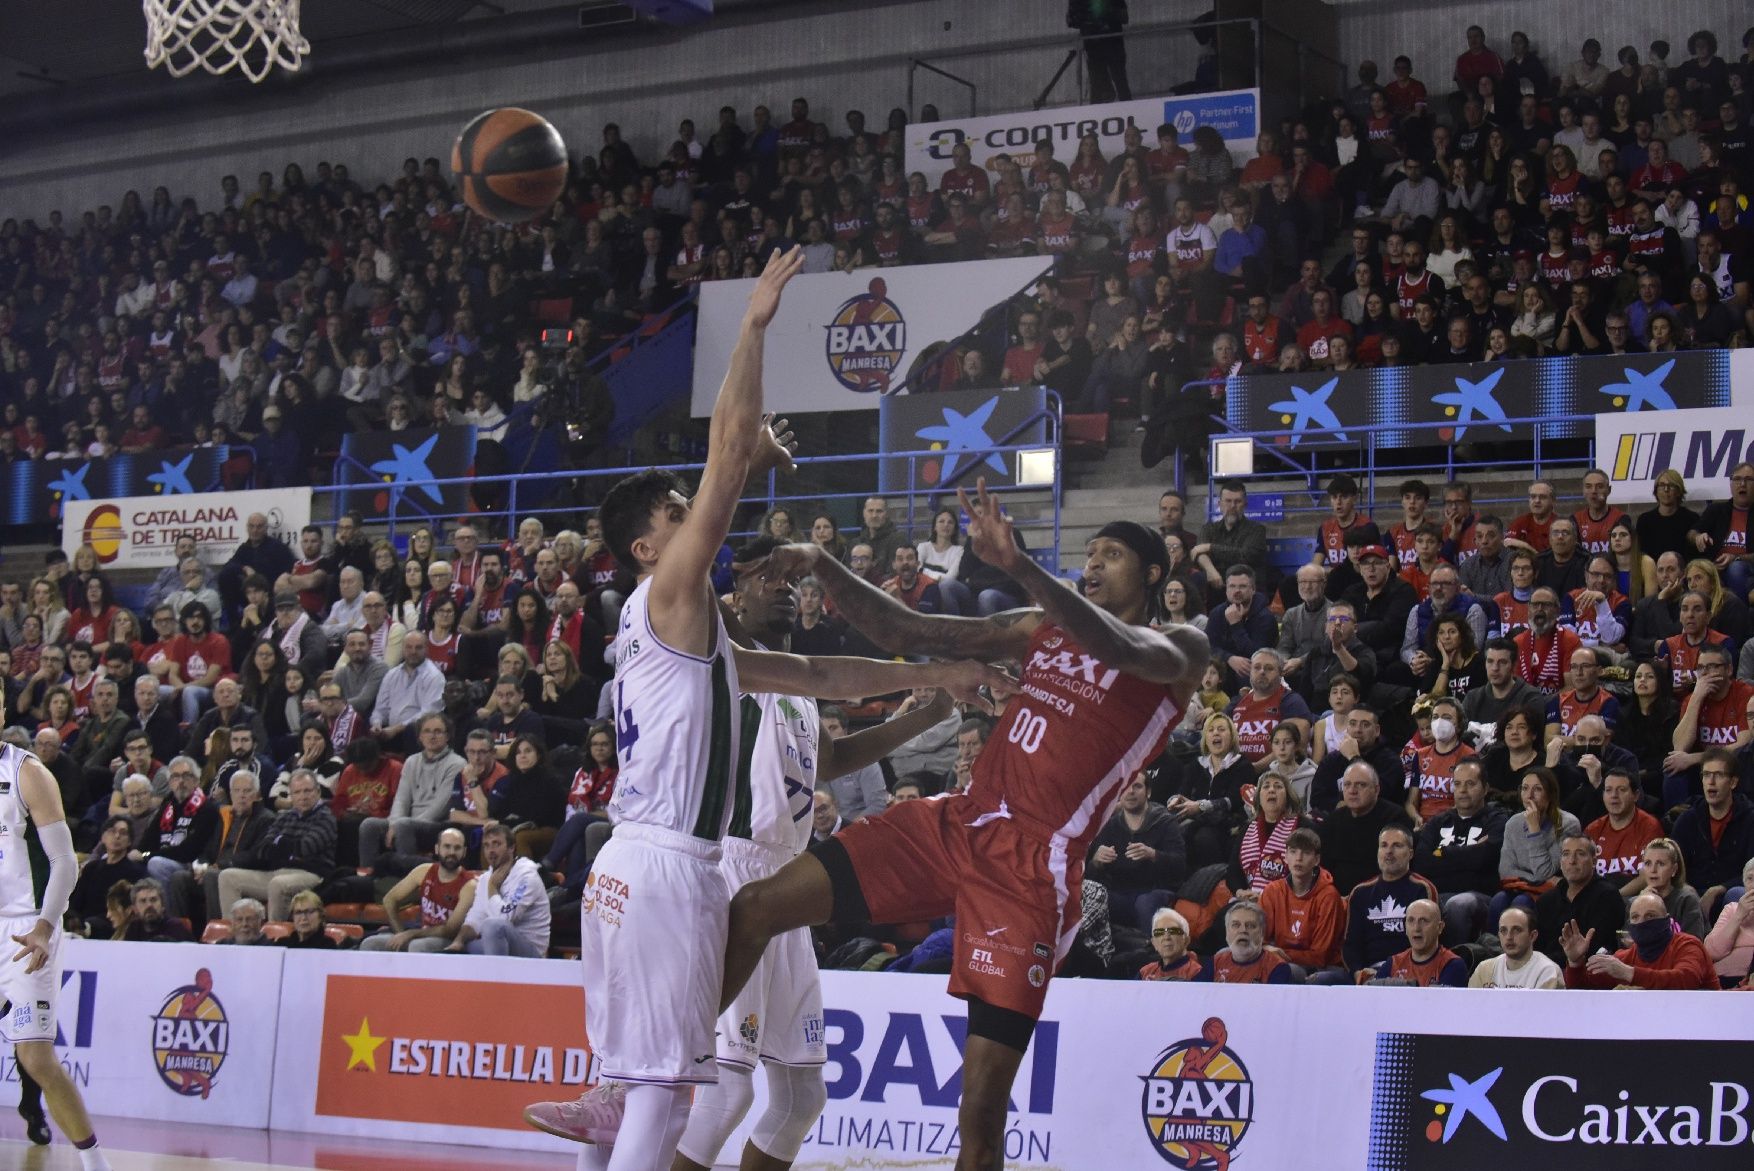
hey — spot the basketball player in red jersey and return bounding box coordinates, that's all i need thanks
[722,481,1208,1171]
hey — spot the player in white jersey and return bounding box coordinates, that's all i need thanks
[675,537,964,1171]
[0,692,113,1169]
[523,249,1010,1171]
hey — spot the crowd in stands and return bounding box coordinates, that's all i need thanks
[5,24,1754,991]
[3,21,1751,484]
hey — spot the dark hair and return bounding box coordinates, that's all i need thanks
[1483,636,1518,658]
[734,534,782,565]
[1496,703,1544,745]
[599,468,688,575]
[1225,564,1256,584]
[508,735,549,771]
[1217,478,1247,496]
[100,814,133,836]
[1425,612,1477,661]
[346,736,383,769]
[1327,671,1361,695]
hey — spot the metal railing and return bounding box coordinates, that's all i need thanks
[310,439,1064,563]
[1206,411,1600,531]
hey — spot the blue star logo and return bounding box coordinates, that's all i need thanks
[47,462,93,502]
[1599,358,1677,412]
[1431,368,1511,440]
[1266,378,1348,447]
[369,434,444,507]
[147,453,196,495]
[916,396,1007,483]
[1420,1067,1506,1143]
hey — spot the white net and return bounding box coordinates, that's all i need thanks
[143,0,311,83]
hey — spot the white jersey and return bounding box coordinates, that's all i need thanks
[0,746,49,920]
[732,691,820,855]
[609,577,743,841]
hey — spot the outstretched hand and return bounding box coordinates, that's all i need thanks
[745,246,805,329]
[956,478,1023,574]
[748,414,797,478]
[748,542,822,585]
[1558,920,1594,966]
[936,660,1019,715]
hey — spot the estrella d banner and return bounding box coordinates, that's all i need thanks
[3,446,232,527]
[691,258,1053,416]
[333,425,478,521]
[1225,349,1754,447]
[904,89,1260,188]
[879,385,1049,494]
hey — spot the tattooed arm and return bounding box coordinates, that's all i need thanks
[760,543,1039,661]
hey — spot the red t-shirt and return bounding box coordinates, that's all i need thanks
[1692,680,1754,749]
[170,632,232,683]
[1659,630,1734,695]
[1514,627,1581,693]
[1587,810,1664,879]
[1241,316,1287,364]
[1317,514,1374,568]
[1296,317,1352,362]
[1409,742,1476,820]
[1205,949,1291,983]
[1383,946,1462,986]
[1228,684,1307,761]
[1507,512,1553,552]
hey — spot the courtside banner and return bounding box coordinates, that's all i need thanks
[690,257,1051,416]
[268,950,592,1152]
[62,487,311,570]
[0,940,281,1128]
[1597,403,1754,502]
[904,89,1261,187]
[736,976,1754,1169]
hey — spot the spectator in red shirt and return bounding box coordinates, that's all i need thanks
[1506,479,1558,554]
[1667,647,1753,807]
[1138,906,1201,981]
[1364,898,1467,985]
[882,546,949,615]
[1560,891,1717,989]
[169,600,232,725]
[1452,26,1504,105]
[117,404,168,453]
[1239,293,1288,365]
[1384,55,1430,120]
[1295,289,1352,367]
[1199,899,1296,983]
[1001,309,1045,385]
[1260,826,1345,976]
[938,142,991,210]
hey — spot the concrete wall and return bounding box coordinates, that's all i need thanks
[0,0,1219,221]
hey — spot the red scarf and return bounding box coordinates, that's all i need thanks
[1518,628,1565,691]
[160,785,206,832]
[1237,815,1300,892]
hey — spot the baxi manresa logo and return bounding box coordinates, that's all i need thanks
[824,277,906,394]
[1139,1016,1255,1168]
[151,967,230,1098]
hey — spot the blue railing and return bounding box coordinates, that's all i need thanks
[1206,410,1599,539]
[311,441,1063,561]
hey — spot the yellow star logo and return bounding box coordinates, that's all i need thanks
[342,1017,386,1071]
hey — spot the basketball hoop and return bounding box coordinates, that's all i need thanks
[143,0,311,83]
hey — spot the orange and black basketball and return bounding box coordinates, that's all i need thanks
[451,107,569,223]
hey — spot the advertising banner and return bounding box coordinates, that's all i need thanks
[905,89,1261,187]
[1226,349,1754,447]
[61,487,311,570]
[5,446,233,528]
[269,950,591,1152]
[1596,403,1754,502]
[0,940,282,1129]
[333,425,478,521]
[691,257,1052,416]
[878,385,1049,494]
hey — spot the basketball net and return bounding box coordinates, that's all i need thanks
[143,0,311,83]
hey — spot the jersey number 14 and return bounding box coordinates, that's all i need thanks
[615,681,640,761]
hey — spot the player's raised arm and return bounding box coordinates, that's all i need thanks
[648,246,804,643]
[957,478,1210,686]
[818,688,959,781]
[760,541,1041,662]
[732,645,1014,713]
[11,757,77,974]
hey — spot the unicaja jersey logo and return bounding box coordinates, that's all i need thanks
[151,968,229,1098]
[1139,1017,1254,1167]
[825,278,906,394]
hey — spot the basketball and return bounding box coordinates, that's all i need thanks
[1201,1017,1227,1047]
[450,107,569,223]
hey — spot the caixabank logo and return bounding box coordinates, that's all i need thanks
[151,968,229,1098]
[1139,1016,1254,1168]
[1369,1033,1754,1170]
[824,278,905,394]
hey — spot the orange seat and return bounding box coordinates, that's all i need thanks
[360,904,390,925]
[200,921,233,945]
[533,297,573,325]
[323,902,365,922]
[1063,412,1110,455]
[261,923,293,941]
[326,924,365,944]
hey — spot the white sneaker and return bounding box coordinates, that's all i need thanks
[524,1080,626,1144]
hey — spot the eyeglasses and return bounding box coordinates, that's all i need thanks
[1152,927,1187,937]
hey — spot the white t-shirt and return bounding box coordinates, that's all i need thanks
[1468,951,1562,989]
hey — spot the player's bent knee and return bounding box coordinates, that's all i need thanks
[752,1064,826,1162]
[13,1040,60,1081]
[675,1063,755,1166]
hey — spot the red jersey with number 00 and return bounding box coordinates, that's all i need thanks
[971,622,1181,855]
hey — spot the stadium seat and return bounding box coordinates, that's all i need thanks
[325,924,365,945]
[261,923,293,941]
[199,922,233,945]
[533,297,574,325]
[1063,413,1110,457]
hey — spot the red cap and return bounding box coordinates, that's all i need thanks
[1356,544,1392,561]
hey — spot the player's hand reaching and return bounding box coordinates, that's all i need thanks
[935,659,1018,715]
[747,414,797,478]
[744,245,805,329]
[957,478,1023,575]
[11,919,53,975]
[750,542,821,584]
